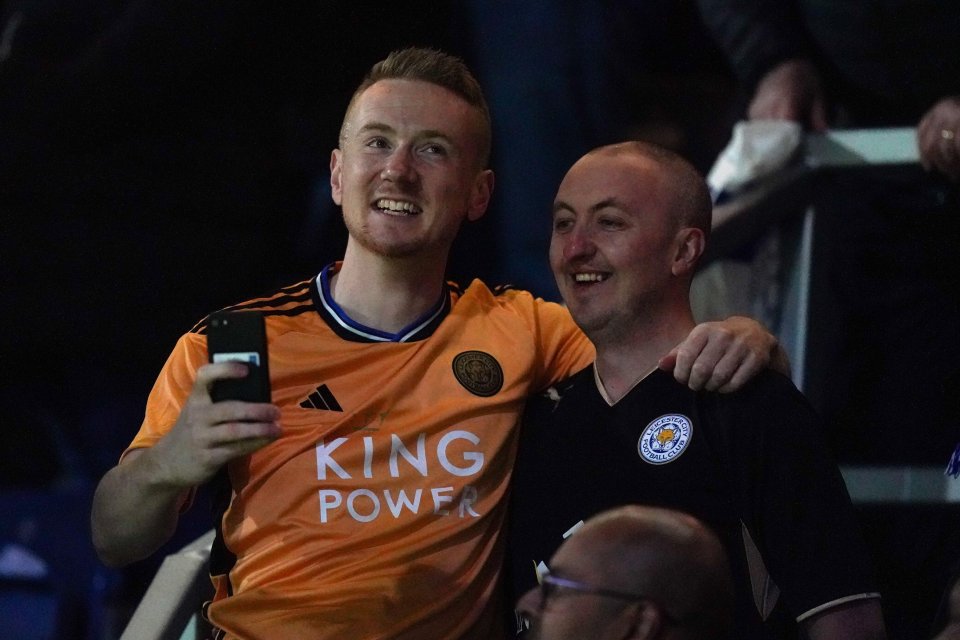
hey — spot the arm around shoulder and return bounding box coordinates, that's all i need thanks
[662,315,789,392]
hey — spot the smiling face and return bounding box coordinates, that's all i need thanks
[549,150,697,343]
[330,79,492,265]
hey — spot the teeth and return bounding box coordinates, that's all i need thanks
[376,199,422,215]
[574,273,608,283]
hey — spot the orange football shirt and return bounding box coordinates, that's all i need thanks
[127,265,593,639]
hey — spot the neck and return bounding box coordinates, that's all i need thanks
[331,242,448,333]
[593,305,695,403]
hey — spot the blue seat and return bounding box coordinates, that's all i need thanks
[0,485,120,640]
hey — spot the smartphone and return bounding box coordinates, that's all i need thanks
[206,311,272,403]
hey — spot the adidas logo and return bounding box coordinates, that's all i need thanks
[300,384,343,411]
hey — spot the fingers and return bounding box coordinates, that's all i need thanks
[935,133,960,180]
[154,363,282,486]
[666,332,698,388]
[669,323,720,390]
[677,324,739,391]
[187,363,281,443]
[187,394,281,450]
[748,59,826,130]
[919,118,956,175]
[156,400,281,487]
[193,361,252,399]
[204,435,278,466]
[191,362,282,436]
[206,402,282,443]
[917,97,960,181]
[809,97,829,133]
[196,404,280,477]
[715,350,764,393]
[749,92,799,122]
[668,317,776,392]
[657,350,678,373]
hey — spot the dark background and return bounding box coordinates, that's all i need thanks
[1,2,954,639]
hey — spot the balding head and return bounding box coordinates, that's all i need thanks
[584,141,712,244]
[570,506,733,635]
[519,505,734,640]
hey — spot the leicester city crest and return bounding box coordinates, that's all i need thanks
[452,350,504,397]
[638,414,692,465]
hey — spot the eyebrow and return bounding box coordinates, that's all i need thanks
[552,197,626,216]
[357,121,394,136]
[357,122,456,146]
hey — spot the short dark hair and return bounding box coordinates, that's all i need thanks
[342,47,491,167]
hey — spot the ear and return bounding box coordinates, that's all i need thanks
[467,169,495,222]
[330,149,343,206]
[671,227,705,277]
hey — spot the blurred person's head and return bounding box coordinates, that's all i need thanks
[934,573,960,640]
[516,505,734,640]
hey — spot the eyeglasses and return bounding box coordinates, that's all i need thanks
[536,573,678,624]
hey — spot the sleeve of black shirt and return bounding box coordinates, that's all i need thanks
[718,370,879,621]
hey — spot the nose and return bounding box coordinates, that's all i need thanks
[516,586,544,624]
[561,225,595,262]
[381,147,416,183]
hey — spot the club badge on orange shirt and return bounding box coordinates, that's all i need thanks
[452,350,504,397]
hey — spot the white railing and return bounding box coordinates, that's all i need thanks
[120,530,213,640]
[698,127,956,504]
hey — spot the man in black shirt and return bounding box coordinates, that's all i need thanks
[508,141,885,639]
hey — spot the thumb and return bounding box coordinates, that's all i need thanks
[810,96,829,132]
